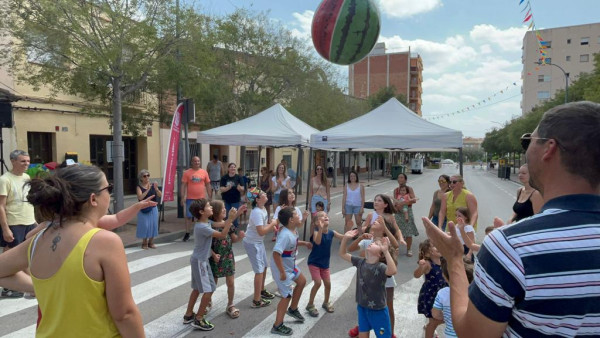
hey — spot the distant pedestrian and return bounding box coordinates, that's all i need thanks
[183,198,237,331]
[181,156,212,242]
[393,174,419,257]
[0,150,36,298]
[342,171,365,233]
[207,155,224,197]
[259,167,274,220]
[438,175,478,230]
[428,175,450,231]
[309,165,330,229]
[272,163,291,212]
[136,169,161,250]
[219,163,244,230]
[508,164,543,223]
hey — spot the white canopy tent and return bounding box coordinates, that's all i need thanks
[195,103,318,147]
[310,98,463,150]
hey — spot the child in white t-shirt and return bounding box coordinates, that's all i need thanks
[454,207,475,261]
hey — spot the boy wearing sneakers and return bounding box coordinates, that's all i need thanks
[182,199,237,331]
[270,207,312,335]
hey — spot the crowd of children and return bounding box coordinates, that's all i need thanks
[179,185,487,337]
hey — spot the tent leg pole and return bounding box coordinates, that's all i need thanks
[303,148,313,241]
[459,148,464,177]
[296,146,302,195]
[257,146,262,187]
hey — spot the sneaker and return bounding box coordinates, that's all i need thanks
[190,317,214,331]
[1,289,24,298]
[348,325,359,337]
[261,289,275,300]
[183,312,195,324]
[271,323,293,336]
[286,307,305,322]
[182,232,190,242]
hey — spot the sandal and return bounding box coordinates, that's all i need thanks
[406,251,413,257]
[226,305,240,319]
[305,304,319,317]
[321,302,334,313]
[251,298,271,308]
[148,243,156,249]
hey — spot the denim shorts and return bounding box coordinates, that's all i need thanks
[344,204,362,215]
[311,195,328,213]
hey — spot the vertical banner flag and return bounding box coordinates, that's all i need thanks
[161,103,184,202]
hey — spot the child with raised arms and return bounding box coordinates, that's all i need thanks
[270,207,312,336]
[339,229,397,338]
[243,188,278,308]
[208,200,246,319]
[183,198,237,331]
[305,210,343,317]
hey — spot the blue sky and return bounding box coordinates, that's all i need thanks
[197,0,599,137]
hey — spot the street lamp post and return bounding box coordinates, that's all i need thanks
[535,61,569,104]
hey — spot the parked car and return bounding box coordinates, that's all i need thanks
[441,159,455,164]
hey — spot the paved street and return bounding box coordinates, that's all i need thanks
[0,165,524,337]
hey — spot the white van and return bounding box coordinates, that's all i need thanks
[411,158,424,174]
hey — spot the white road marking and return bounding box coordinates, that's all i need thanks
[125,243,173,254]
[242,266,356,338]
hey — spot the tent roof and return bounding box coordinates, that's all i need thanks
[194,104,319,147]
[310,98,463,150]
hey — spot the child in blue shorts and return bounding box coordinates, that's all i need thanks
[270,207,311,336]
[339,229,397,338]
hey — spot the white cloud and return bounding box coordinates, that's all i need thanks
[469,24,528,52]
[290,10,313,41]
[377,0,443,18]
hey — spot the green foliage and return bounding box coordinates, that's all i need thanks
[367,86,408,109]
[483,53,600,156]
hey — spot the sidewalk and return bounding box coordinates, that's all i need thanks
[485,166,520,183]
[114,170,392,248]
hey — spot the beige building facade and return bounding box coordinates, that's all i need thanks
[521,22,600,114]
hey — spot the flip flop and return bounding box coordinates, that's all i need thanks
[226,305,240,319]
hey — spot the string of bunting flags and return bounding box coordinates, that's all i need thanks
[521,0,549,64]
[423,82,520,121]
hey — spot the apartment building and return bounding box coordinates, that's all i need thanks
[521,22,600,114]
[348,42,423,115]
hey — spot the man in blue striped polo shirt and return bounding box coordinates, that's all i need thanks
[423,101,600,337]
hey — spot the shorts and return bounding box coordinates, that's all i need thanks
[308,264,331,282]
[210,181,220,191]
[357,304,391,338]
[310,195,328,214]
[186,199,195,219]
[273,193,281,205]
[243,241,268,274]
[271,264,300,298]
[0,224,36,248]
[190,257,216,293]
[385,275,397,288]
[345,204,362,215]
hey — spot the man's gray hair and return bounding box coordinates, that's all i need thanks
[537,101,600,188]
[9,150,29,160]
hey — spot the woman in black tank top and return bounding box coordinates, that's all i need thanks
[509,164,543,223]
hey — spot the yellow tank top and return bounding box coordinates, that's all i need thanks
[28,227,121,338]
[446,189,477,230]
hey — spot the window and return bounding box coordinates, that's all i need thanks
[545,57,552,64]
[538,75,551,82]
[545,41,552,48]
[537,91,550,99]
[27,132,53,164]
[581,54,590,62]
[567,38,571,44]
[581,37,589,45]
[566,55,571,61]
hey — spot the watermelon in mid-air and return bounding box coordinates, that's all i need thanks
[311,0,381,66]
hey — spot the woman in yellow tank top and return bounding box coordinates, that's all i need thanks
[0,165,144,337]
[438,174,479,231]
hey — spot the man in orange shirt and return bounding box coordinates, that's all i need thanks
[181,156,212,242]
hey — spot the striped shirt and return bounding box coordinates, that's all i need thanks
[433,287,457,337]
[469,194,600,337]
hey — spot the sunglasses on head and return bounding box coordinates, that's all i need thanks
[98,184,114,194]
[520,133,553,151]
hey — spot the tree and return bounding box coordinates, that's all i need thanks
[0,0,190,211]
[367,86,408,110]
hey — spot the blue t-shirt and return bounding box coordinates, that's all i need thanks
[307,229,335,269]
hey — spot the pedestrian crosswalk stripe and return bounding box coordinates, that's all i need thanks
[125,243,172,255]
[147,257,303,338]
[242,266,356,338]
[128,251,191,274]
